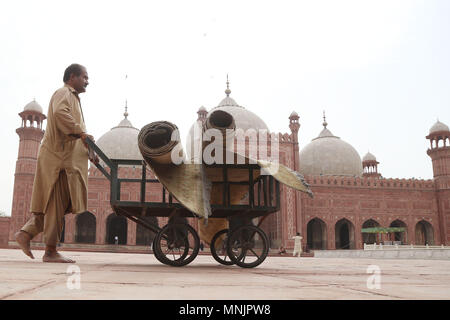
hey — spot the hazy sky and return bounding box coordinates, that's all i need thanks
[1,0,449,216]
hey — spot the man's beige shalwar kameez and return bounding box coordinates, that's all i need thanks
[21,84,89,246]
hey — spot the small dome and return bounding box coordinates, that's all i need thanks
[24,100,43,113]
[290,111,299,118]
[299,123,363,177]
[96,111,142,162]
[198,106,207,112]
[363,152,377,162]
[429,120,449,134]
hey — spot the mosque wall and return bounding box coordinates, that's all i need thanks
[300,176,441,249]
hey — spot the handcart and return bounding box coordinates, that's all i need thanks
[86,138,280,268]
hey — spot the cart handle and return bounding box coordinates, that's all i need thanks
[84,136,116,181]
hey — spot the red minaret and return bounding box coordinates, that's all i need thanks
[289,111,300,170]
[362,152,381,178]
[288,110,302,236]
[9,100,46,243]
[426,120,450,245]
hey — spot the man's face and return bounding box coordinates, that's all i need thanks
[71,68,89,93]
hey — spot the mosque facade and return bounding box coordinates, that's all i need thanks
[3,87,450,252]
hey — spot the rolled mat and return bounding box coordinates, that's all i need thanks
[138,121,212,219]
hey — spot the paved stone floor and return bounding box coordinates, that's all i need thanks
[1,248,449,300]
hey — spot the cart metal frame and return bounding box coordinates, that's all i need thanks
[85,137,280,267]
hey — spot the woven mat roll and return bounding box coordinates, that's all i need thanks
[138,121,212,219]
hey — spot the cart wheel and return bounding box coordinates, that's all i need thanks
[154,223,200,267]
[210,229,234,266]
[152,236,166,264]
[227,225,269,268]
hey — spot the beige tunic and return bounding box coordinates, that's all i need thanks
[30,84,88,215]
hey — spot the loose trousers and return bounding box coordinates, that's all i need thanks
[293,246,302,257]
[21,170,71,246]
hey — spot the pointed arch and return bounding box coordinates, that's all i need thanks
[415,220,434,245]
[106,213,128,245]
[335,218,355,249]
[306,218,327,250]
[390,219,407,244]
[362,219,380,244]
[75,211,96,243]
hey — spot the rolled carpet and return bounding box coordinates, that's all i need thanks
[138,121,212,219]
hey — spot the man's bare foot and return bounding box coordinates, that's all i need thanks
[42,251,76,263]
[15,231,34,259]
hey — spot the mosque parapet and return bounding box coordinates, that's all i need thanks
[304,175,434,190]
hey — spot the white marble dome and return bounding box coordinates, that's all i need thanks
[299,123,363,177]
[24,100,43,113]
[429,120,449,134]
[96,111,142,162]
[363,152,377,162]
[208,95,269,132]
[186,86,269,159]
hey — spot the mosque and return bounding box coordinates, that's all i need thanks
[2,83,450,252]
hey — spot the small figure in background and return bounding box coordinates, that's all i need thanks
[292,232,303,258]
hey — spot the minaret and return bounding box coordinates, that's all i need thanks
[426,119,450,245]
[362,151,381,178]
[289,111,300,143]
[289,110,300,171]
[197,106,207,123]
[9,100,46,242]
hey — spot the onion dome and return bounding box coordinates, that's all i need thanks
[429,120,449,134]
[96,107,142,162]
[24,99,43,113]
[207,77,269,132]
[363,152,377,162]
[299,115,363,176]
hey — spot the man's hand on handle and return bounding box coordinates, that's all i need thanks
[80,132,99,165]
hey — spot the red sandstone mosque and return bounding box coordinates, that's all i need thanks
[1,84,449,252]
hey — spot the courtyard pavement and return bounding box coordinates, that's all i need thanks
[0,248,449,300]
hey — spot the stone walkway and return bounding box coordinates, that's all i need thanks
[1,248,449,300]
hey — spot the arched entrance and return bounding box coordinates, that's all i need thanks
[390,219,407,244]
[75,211,96,243]
[415,220,434,245]
[362,219,380,244]
[106,214,128,245]
[306,218,327,250]
[136,216,158,246]
[335,219,355,249]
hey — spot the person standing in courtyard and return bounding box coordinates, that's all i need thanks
[15,63,98,263]
[292,232,303,258]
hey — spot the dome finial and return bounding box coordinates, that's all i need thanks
[124,100,129,119]
[322,110,328,128]
[225,74,231,97]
